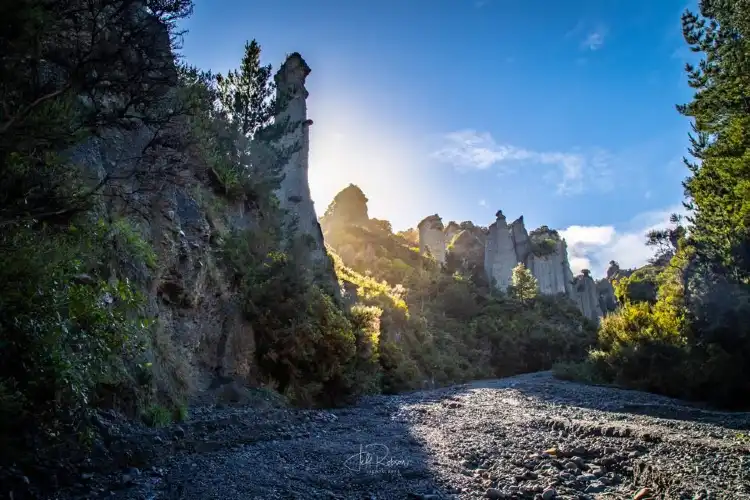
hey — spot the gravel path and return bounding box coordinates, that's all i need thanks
[58,372,750,500]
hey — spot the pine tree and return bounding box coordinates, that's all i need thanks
[217,40,275,141]
[509,262,538,302]
[209,40,298,201]
[677,0,750,280]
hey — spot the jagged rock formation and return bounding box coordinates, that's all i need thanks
[446,225,487,274]
[526,226,576,296]
[484,211,520,291]
[572,270,604,321]
[274,54,338,295]
[444,221,461,245]
[420,209,607,322]
[67,50,337,397]
[483,214,576,298]
[418,214,447,263]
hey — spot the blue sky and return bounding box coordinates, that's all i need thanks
[179,0,699,276]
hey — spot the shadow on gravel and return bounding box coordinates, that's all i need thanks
[148,396,470,500]
[469,373,750,432]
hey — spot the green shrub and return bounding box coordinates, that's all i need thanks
[142,405,173,428]
[614,266,659,304]
[563,246,750,408]
[224,235,363,406]
[173,403,189,422]
[529,238,558,257]
[552,360,607,385]
[0,220,154,464]
[347,305,383,395]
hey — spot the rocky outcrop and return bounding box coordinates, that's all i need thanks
[597,278,618,313]
[446,226,487,275]
[73,135,261,396]
[418,214,447,263]
[66,48,339,401]
[273,54,338,296]
[422,207,606,321]
[526,226,574,296]
[444,221,461,245]
[510,216,531,263]
[484,211,521,290]
[484,213,576,298]
[572,270,604,322]
[319,184,369,233]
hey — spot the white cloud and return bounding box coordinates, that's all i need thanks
[431,129,613,195]
[479,199,488,207]
[582,29,606,50]
[560,205,686,277]
[566,21,607,51]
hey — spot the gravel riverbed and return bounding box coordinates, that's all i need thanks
[56,372,750,500]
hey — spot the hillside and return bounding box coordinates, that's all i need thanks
[321,184,597,394]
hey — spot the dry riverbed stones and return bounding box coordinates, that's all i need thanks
[53,372,750,500]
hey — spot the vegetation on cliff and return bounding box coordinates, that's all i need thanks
[0,0,197,487]
[0,0,364,489]
[321,187,597,394]
[556,1,750,408]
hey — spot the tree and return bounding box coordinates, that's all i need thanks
[677,0,750,280]
[209,40,299,202]
[0,0,195,227]
[509,263,538,302]
[0,1,196,488]
[646,214,687,266]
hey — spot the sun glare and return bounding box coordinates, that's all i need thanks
[307,93,434,231]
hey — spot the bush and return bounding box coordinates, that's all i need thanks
[346,305,383,396]
[0,220,154,468]
[238,249,354,405]
[614,266,659,304]
[141,405,173,428]
[561,247,750,408]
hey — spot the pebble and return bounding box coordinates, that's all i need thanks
[485,487,503,499]
[634,488,653,500]
[564,461,579,471]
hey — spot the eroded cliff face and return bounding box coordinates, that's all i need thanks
[572,270,604,322]
[418,214,447,264]
[446,225,487,273]
[526,227,573,296]
[71,49,336,400]
[484,211,520,291]
[73,131,260,399]
[273,54,339,296]
[419,208,607,322]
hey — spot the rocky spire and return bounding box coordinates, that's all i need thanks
[273,53,338,298]
[418,214,446,263]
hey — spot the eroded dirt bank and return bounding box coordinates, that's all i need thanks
[56,372,750,500]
